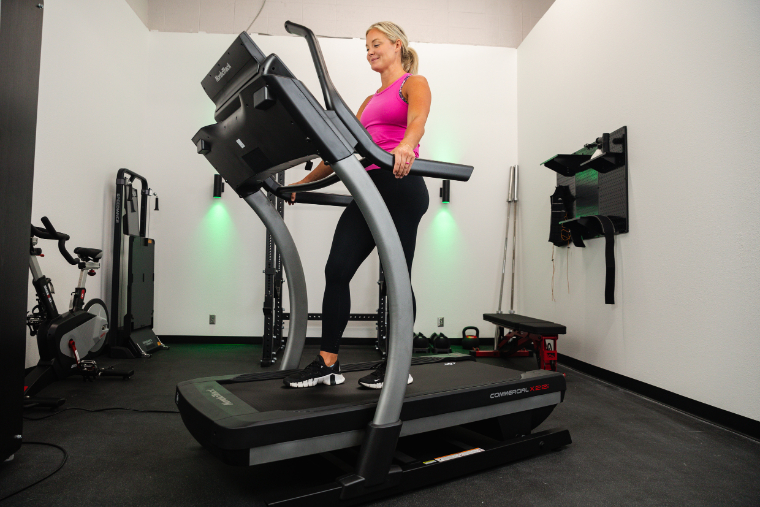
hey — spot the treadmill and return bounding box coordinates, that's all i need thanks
[176,21,571,506]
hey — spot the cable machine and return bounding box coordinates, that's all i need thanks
[108,168,167,358]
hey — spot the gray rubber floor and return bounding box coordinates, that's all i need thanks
[2,343,759,506]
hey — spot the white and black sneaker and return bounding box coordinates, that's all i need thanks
[358,361,413,389]
[283,355,345,388]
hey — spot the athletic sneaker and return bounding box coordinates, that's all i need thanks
[358,361,413,389]
[283,355,345,388]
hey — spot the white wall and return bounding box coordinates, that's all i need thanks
[516,0,760,420]
[27,0,148,366]
[125,0,150,27]
[29,4,517,365]
[140,32,517,340]
[137,0,552,48]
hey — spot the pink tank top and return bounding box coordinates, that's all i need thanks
[360,73,420,171]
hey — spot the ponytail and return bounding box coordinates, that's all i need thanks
[401,46,419,75]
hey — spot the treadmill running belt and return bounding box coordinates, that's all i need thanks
[223,361,524,413]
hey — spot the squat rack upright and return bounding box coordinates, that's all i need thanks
[260,171,388,366]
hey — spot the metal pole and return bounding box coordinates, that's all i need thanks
[509,165,519,314]
[497,166,515,314]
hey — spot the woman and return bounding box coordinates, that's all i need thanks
[283,21,431,389]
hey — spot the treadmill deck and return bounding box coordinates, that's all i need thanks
[224,359,528,412]
[176,356,566,466]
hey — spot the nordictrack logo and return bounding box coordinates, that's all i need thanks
[208,388,233,406]
[215,63,232,82]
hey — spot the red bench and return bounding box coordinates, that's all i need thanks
[471,313,566,372]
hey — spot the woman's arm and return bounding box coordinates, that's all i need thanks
[356,95,373,120]
[393,75,431,178]
[287,160,333,204]
[288,96,374,203]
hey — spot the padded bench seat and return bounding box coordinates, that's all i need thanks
[483,313,566,336]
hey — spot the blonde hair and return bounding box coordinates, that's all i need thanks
[366,21,419,75]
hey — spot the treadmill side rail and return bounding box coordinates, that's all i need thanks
[244,392,562,466]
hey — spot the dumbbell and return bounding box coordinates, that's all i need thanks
[431,333,452,354]
[413,333,431,353]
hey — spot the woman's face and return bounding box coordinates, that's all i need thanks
[366,29,400,73]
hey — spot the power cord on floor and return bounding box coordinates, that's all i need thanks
[23,407,179,421]
[2,408,179,500]
[0,442,68,502]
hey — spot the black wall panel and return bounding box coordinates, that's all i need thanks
[0,0,45,461]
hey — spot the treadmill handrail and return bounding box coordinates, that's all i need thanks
[284,21,473,182]
[262,177,353,207]
[267,173,342,194]
[282,22,334,111]
[294,192,353,207]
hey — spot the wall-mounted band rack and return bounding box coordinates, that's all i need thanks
[543,126,629,239]
[542,126,629,304]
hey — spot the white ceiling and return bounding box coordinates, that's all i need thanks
[125,0,555,48]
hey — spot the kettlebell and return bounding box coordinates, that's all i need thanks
[461,326,480,350]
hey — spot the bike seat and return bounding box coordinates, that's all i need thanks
[74,247,103,261]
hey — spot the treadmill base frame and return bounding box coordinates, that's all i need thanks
[266,428,572,506]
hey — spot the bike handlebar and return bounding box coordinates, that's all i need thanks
[39,217,78,265]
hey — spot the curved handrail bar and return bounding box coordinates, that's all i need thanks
[284,21,473,182]
[284,21,334,110]
[294,192,353,207]
[262,178,353,207]
[244,192,309,371]
[269,173,342,194]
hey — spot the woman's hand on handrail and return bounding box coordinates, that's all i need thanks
[390,142,416,178]
[286,160,334,205]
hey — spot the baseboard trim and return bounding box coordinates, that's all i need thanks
[160,335,382,346]
[159,336,498,346]
[161,335,258,344]
[558,353,760,441]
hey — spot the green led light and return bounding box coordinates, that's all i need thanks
[424,206,462,283]
[430,206,458,242]
[202,201,234,248]
[190,201,239,301]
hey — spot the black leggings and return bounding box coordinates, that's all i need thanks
[320,169,429,353]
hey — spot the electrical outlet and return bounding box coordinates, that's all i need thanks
[437,317,444,327]
[209,315,216,325]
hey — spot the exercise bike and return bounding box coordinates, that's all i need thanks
[25,217,133,407]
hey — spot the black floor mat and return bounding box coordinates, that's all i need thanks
[2,344,759,507]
